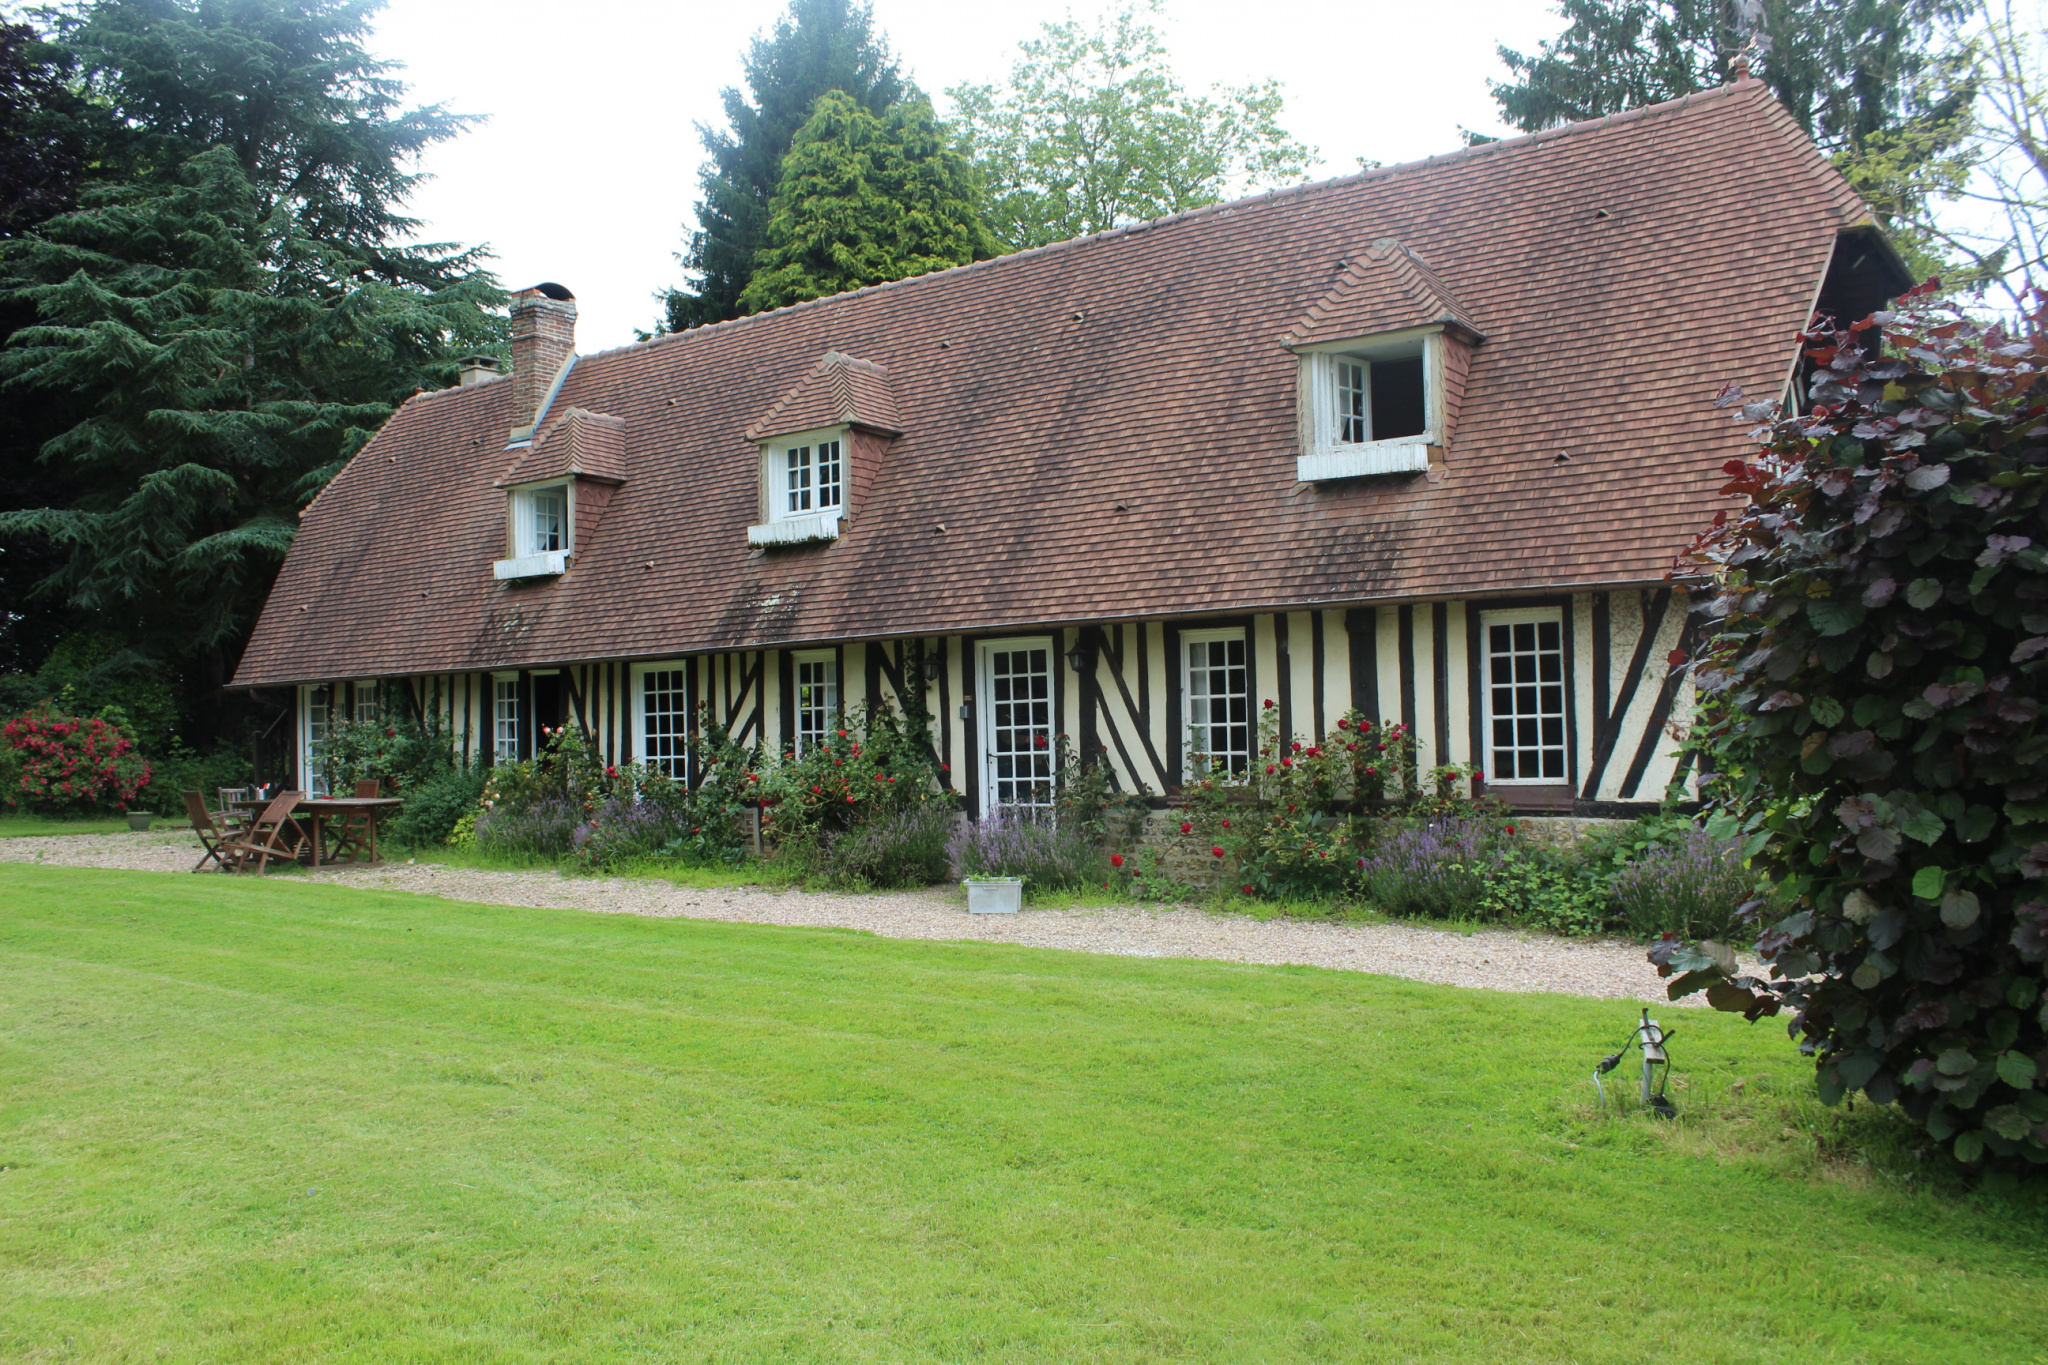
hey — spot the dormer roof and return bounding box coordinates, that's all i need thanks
[744,352,903,442]
[495,407,627,488]
[1283,238,1485,349]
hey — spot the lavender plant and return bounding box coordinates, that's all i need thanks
[474,795,580,859]
[1356,818,1502,919]
[1609,829,1754,941]
[949,806,1105,891]
[823,802,957,888]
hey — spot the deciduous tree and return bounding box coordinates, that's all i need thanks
[946,2,1314,251]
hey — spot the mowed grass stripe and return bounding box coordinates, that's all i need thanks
[0,864,2041,1364]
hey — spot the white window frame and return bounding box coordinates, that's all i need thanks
[1480,607,1570,786]
[977,636,1056,814]
[631,661,691,779]
[351,679,382,723]
[495,480,573,579]
[791,649,838,757]
[1181,627,1252,780]
[492,672,521,765]
[749,426,848,546]
[1296,326,1444,481]
[300,683,333,796]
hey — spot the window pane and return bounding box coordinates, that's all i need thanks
[1336,359,1369,443]
[494,678,521,764]
[785,445,812,513]
[642,670,687,777]
[1485,614,1568,786]
[529,486,566,553]
[816,440,842,509]
[795,657,837,757]
[1186,633,1252,778]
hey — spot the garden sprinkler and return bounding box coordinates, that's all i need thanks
[1592,1008,1679,1119]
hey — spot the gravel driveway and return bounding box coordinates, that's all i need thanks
[0,829,1698,1004]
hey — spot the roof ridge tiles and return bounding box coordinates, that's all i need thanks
[573,80,1762,369]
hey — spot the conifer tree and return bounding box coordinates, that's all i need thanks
[738,91,993,313]
[0,0,501,730]
[1490,1,1972,275]
[664,0,905,330]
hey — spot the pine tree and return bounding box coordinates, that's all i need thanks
[664,0,904,330]
[738,91,993,314]
[0,0,502,735]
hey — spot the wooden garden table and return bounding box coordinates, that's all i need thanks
[232,795,403,866]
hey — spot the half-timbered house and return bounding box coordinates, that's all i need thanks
[230,76,1908,816]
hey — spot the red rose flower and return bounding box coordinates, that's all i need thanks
[1263,699,1275,709]
[1336,718,1348,730]
[1110,853,1124,868]
[1242,884,1255,894]
[1221,819,1230,828]
[1505,824,1517,835]
[1211,846,1225,858]
[1180,822,1192,834]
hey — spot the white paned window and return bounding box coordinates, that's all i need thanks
[493,676,520,763]
[641,668,689,778]
[1336,359,1369,443]
[303,684,332,796]
[521,484,567,555]
[1483,611,1568,783]
[980,640,1054,811]
[352,680,381,723]
[793,651,837,756]
[781,439,843,517]
[1297,330,1442,481]
[1183,629,1251,778]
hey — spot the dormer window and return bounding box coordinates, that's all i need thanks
[1297,328,1442,481]
[521,484,567,554]
[782,438,842,516]
[495,481,573,579]
[749,426,850,547]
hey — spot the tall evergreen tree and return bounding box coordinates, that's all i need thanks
[1491,0,1972,275]
[0,0,501,738]
[738,91,993,314]
[663,0,904,331]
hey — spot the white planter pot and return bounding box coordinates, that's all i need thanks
[964,878,1023,914]
[126,812,155,832]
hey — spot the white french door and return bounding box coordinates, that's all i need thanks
[978,638,1055,813]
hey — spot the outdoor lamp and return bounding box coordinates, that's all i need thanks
[922,653,942,681]
[1066,640,1095,673]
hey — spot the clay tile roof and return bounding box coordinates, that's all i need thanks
[744,351,903,441]
[496,407,628,486]
[1283,238,1484,348]
[231,80,1902,688]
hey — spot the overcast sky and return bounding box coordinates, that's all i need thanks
[371,0,1567,350]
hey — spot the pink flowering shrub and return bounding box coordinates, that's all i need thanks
[1,708,151,813]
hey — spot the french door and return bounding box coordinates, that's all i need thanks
[978,638,1055,813]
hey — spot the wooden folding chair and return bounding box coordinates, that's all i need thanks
[217,786,253,819]
[220,790,309,874]
[184,790,245,873]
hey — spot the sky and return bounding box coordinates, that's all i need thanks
[370,0,1567,351]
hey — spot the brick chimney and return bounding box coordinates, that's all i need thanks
[510,282,577,433]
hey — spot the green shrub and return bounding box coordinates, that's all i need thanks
[139,743,251,811]
[1662,288,2048,1169]
[386,766,487,849]
[1477,845,1612,935]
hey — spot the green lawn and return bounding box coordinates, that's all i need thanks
[1,866,2043,1363]
[0,813,133,837]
